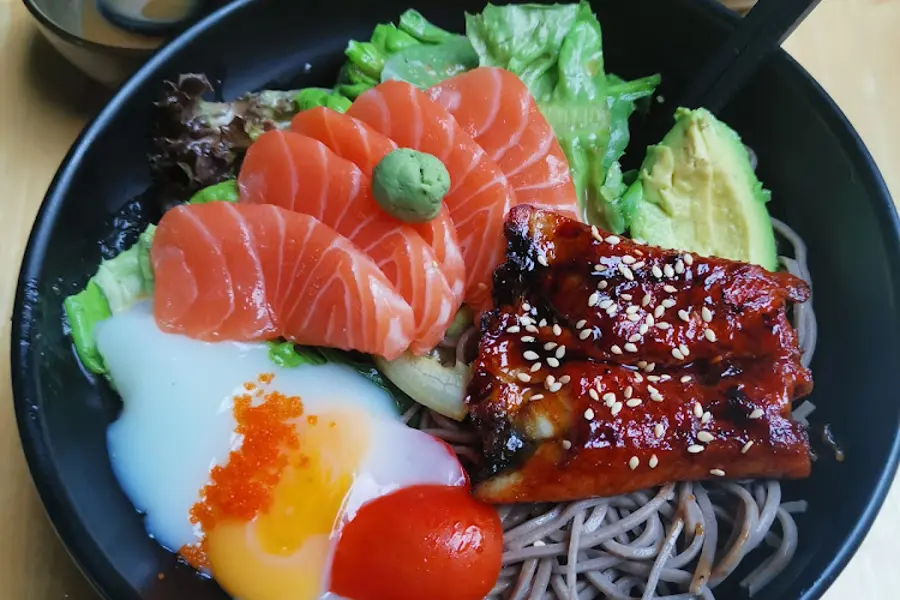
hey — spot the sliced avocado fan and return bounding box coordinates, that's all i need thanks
[622,108,778,271]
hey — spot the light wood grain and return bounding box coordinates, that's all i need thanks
[0,0,897,598]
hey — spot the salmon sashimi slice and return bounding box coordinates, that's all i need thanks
[238,130,458,353]
[151,202,415,359]
[347,80,516,311]
[429,67,579,219]
[290,107,466,301]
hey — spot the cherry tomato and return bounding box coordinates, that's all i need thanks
[330,485,502,600]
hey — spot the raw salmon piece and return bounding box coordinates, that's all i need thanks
[347,81,516,311]
[429,67,579,219]
[290,107,466,301]
[239,130,458,353]
[152,202,415,359]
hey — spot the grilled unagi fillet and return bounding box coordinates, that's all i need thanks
[466,205,813,504]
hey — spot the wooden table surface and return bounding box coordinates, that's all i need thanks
[1,0,898,598]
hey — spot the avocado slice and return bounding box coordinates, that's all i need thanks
[623,108,778,271]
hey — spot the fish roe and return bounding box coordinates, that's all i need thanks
[179,375,304,569]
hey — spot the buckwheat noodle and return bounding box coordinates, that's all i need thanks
[404,220,816,599]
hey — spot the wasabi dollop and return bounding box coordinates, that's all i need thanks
[372,149,450,223]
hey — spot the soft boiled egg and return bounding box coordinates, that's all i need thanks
[95,303,468,600]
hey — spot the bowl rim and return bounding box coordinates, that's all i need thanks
[11,0,900,599]
[22,0,161,56]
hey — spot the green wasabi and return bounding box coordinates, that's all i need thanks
[371,149,450,223]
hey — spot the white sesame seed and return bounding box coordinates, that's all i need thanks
[598,299,614,310]
[507,325,521,333]
[611,344,623,354]
[664,264,675,278]
[533,540,546,547]
[749,408,764,419]
[591,225,602,241]
[594,264,607,273]
[637,360,648,369]
[652,265,664,278]
[622,266,635,281]
[544,342,558,351]
[633,261,646,270]
[629,456,640,470]
[621,293,633,301]
[684,254,694,266]
[628,334,641,344]
[539,318,548,327]
[579,329,592,340]
[678,309,691,322]
[675,260,685,274]
[517,373,532,383]
[584,408,595,420]
[523,350,540,361]
[687,445,705,454]
[526,324,540,333]
[606,305,618,316]
[642,294,652,307]
[660,374,671,382]
[741,441,754,454]
[657,322,671,330]
[547,357,560,368]
[588,292,600,307]
[645,314,655,326]
[662,298,676,308]
[679,344,691,357]
[694,403,704,418]
[530,362,542,372]
[611,402,623,416]
[697,431,715,443]
[647,375,660,383]
[537,254,549,267]
[701,306,713,322]
[681,375,692,383]
[622,255,636,265]
[634,372,644,383]
[559,375,571,384]
[605,235,620,244]
[651,392,664,402]
[624,343,639,353]
[598,280,608,290]
[556,346,567,359]
[589,389,599,401]
[562,439,572,450]
[639,324,650,335]
[545,375,556,387]
[549,382,563,393]
[672,348,685,360]
[654,424,665,438]
[520,316,534,326]
[701,411,712,424]
[654,305,666,318]
[521,336,536,343]
[634,249,644,256]
[709,469,726,477]
[649,454,659,468]
[663,285,678,293]
[704,329,718,342]
[553,324,563,336]
[627,313,641,323]
[603,392,616,403]
[626,305,640,315]
[644,363,656,373]
[530,393,545,400]
[626,398,643,408]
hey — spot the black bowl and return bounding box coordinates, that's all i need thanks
[11,0,900,599]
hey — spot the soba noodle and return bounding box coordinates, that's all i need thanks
[405,221,816,600]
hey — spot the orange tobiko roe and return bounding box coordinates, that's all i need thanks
[179,374,304,569]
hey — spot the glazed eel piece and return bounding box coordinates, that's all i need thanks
[467,206,813,504]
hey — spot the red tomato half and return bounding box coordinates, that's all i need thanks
[330,485,502,600]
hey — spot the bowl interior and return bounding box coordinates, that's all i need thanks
[26,0,168,50]
[12,1,900,599]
